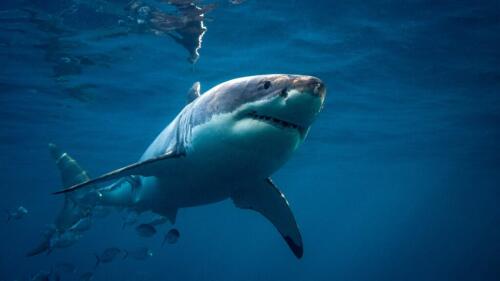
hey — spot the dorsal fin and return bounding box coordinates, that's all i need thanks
[187,81,201,103]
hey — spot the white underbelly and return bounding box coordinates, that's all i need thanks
[138,114,302,209]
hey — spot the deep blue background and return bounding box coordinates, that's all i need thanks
[1,0,499,280]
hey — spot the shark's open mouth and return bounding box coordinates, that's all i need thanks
[247,111,304,133]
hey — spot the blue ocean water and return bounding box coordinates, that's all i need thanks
[1,0,499,280]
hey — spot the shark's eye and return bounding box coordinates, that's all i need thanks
[263,81,271,89]
[280,88,288,98]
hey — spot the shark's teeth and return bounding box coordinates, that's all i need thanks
[247,112,301,131]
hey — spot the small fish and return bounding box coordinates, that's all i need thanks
[5,206,28,221]
[146,214,168,226]
[135,223,157,237]
[80,271,94,281]
[54,262,76,273]
[124,247,153,260]
[95,247,124,267]
[31,270,50,281]
[31,268,60,281]
[69,217,92,233]
[49,230,82,251]
[121,211,139,229]
[163,228,180,245]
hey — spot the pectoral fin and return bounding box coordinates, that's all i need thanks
[231,178,303,258]
[53,150,185,195]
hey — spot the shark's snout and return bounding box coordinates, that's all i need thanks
[291,76,326,99]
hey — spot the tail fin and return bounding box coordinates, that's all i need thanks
[26,226,56,257]
[27,144,92,257]
[26,238,50,257]
[49,143,94,229]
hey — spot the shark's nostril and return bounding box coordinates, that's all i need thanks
[313,82,325,97]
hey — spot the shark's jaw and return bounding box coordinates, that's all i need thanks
[246,111,307,137]
[233,86,325,141]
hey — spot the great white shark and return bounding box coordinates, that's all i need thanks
[29,74,326,258]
